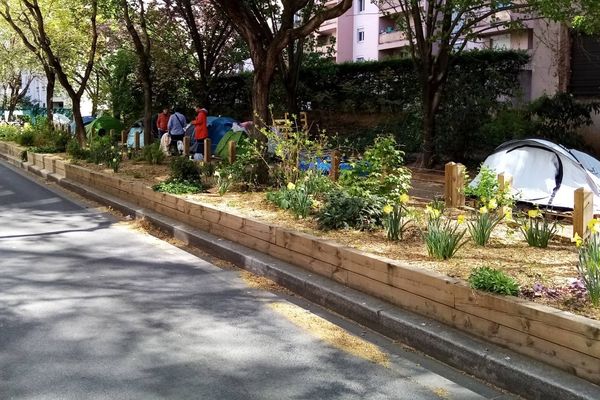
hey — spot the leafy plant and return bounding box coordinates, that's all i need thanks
[317,189,384,231]
[467,207,503,246]
[214,170,233,196]
[575,220,600,306]
[424,217,467,260]
[66,139,90,160]
[519,209,557,248]
[267,182,313,219]
[153,179,203,194]
[469,266,520,296]
[340,135,411,201]
[16,130,34,147]
[383,194,411,241]
[170,156,200,183]
[142,142,165,165]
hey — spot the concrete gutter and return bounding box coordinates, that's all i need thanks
[3,154,600,400]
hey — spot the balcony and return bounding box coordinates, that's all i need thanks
[319,18,337,34]
[379,30,407,44]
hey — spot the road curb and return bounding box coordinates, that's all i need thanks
[46,175,600,400]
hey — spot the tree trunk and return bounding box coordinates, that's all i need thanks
[421,83,438,168]
[142,74,153,145]
[71,99,85,145]
[251,66,273,134]
[45,68,55,127]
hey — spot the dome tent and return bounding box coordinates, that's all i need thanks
[470,139,600,212]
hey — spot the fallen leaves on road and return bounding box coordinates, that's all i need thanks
[268,301,390,367]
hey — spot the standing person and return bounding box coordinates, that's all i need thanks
[191,105,208,158]
[156,107,170,139]
[167,107,187,155]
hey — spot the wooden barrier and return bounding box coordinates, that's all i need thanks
[121,130,127,146]
[497,172,513,217]
[134,131,140,150]
[183,136,190,156]
[228,141,236,164]
[3,141,600,386]
[204,138,212,163]
[329,150,341,182]
[574,188,594,238]
[444,162,465,208]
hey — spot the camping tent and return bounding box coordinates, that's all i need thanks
[470,139,600,212]
[85,115,124,138]
[69,116,95,134]
[127,120,145,148]
[185,116,237,154]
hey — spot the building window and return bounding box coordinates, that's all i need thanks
[357,29,365,42]
[356,57,365,62]
[358,0,365,12]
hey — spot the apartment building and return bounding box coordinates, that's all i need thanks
[316,1,567,102]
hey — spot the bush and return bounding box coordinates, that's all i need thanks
[170,156,200,183]
[267,183,312,219]
[469,266,520,296]
[153,179,203,194]
[67,139,90,160]
[16,130,35,146]
[382,194,411,241]
[317,190,384,231]
[340,135,411,201]
[142,142,165,165]
[88,136,116,164]
[0,125,20,142]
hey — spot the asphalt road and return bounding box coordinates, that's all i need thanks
[0,161,515,400]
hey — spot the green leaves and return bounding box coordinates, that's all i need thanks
[469,266,520,296]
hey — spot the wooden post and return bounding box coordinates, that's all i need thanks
[121,130,127,146]
[329,150,341,182]
[109,129,115,139]
[574,188,594,238]
[497,172,513,218]
[444,162,465,208]
[183,136,190,156]
[134,131,140,150]
[228,140,236,164]
[203,138,212,163]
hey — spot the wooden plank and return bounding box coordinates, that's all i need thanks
[346,271,600,384]
[228,141,236,164]
[455,284,600,353]
[342,249,458,307]
[273,228,343,267]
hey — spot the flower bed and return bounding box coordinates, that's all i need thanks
[2,141,599,386]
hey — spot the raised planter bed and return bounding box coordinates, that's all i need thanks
[1,142,599,386]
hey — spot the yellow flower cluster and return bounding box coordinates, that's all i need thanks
[425,205,441,219]
[457,214,466,225]
[383,204,393,214]
[571,232,584,247]
[528,209,541,219]
[287,182,296,190]
[587,218,600,234]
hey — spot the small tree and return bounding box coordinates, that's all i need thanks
[377,0,534,166]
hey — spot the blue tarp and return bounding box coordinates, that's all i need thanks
[69,116,95,134]
[299,157,353,174]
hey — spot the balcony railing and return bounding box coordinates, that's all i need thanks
[379,30,407,44]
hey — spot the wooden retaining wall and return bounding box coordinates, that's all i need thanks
[2,142,599,385]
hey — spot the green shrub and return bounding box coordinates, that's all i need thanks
[17,130,35,146]
[469,266,520,296]
[170,156,200,182]
[424,218,467,260]
[67,139,90,160]
[0,125,20,142]
[29,145,61,154]
[317,190,384,231]
[340,135,411,201]
[142,142,165,165]
[153,179,203,194]
[267,182,313,219]
[519,209,557,248]
[88,136,116,165]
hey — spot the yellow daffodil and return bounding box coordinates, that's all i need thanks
[399,193,410,204]
[457,214,466,225]
[587,218,600,234]
[431,209,441,219]
[287,182,296,190]
[528,209,541,219]
[503,208,513,221]
[487,198,498,210]
[571,232,584,248]
[214,171,220,177]
[383,204,393,214]
[481,196,487,204]
[479,206,489,214]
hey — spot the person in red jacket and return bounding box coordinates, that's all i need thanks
[191,105,208,157]
[156,107,170,138]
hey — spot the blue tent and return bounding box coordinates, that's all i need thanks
[69,116,95,134]
[185,116,237,153]
[127,120,145,148]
